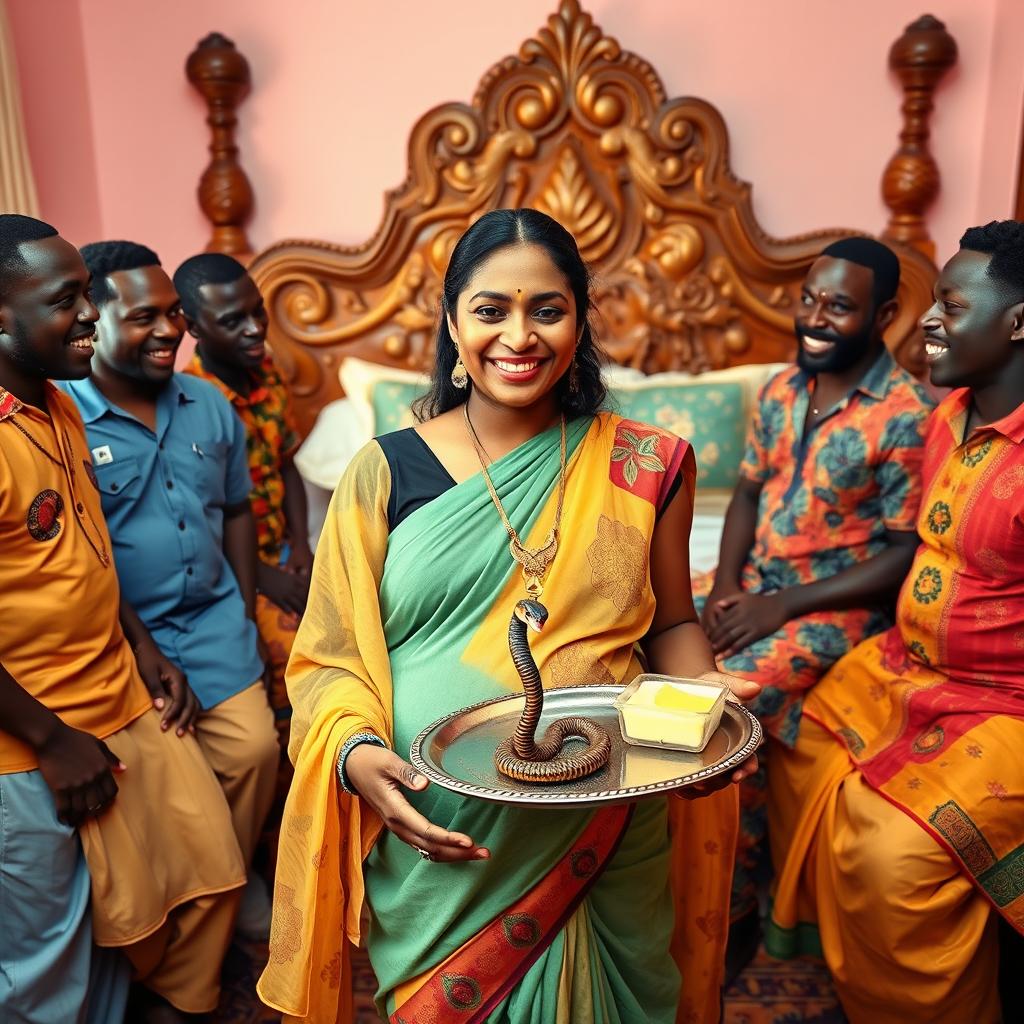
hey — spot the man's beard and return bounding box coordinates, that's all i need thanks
[795,322,875,375]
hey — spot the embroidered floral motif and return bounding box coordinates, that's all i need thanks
[907,777,922,790]
[320,952,341,989]
[441,974,482,1010]
[912,726,945,754]
[961,439,992,467]
[586,515,647,612]
[966,744,983,759]
[570,847,598,878]
[501,913,540,949]
[926,500,952,534]
[267,882,304,966]
[992,464,1024,500]
[27,489,64,541]
[987,781,1008,801]
[908,640,931,665]
[608,419,679,505]
[836,727,865,755]
[611,425,666,488]
[912,566,942,605]
[546,641,615,687]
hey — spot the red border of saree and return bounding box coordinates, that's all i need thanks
[389,804,634,1024]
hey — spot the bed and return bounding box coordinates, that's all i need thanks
[186,0,958,560]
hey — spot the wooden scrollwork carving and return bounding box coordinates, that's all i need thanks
[246,0,945,435]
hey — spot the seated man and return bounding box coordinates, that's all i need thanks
[766,220,1024,1021]
[0,214,244,1022]
[174,252,312,756]
[695,237,934,955]
[63,240,279,941]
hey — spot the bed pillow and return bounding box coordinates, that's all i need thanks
[606,363,788,495]
[337,357,430,438]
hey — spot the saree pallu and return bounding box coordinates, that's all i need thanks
[259,413,734,1023]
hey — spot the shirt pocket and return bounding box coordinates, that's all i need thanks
[94,457,142,500]
[192,439,231,507]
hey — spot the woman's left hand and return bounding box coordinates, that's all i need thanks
[674,668,761,799]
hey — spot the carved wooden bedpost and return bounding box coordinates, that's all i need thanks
[186,33,254,261]
[881,15,957,260]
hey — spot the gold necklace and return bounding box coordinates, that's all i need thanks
[463,403,567,600]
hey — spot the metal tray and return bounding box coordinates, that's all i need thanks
[409,685,762,808]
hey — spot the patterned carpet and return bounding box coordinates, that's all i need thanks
[216,941,845,1023]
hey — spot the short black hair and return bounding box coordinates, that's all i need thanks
[820,236,901,307]
[80,240,161,307]
[0,214,58,299]
[959,220,1024,301]
[172,252,248,320]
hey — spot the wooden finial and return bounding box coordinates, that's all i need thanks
[881,15,958,260]
[186,32,254,260]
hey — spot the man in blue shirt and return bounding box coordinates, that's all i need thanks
[62,240,278,941]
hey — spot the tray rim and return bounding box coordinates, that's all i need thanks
[409,684,763,807]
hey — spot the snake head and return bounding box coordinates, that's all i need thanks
[515,599,549,633]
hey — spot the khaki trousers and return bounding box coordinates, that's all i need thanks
[194,681,279,867]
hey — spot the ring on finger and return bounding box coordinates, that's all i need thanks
[411,844,434,861]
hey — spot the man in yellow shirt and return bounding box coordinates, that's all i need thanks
[0,214,244,1022]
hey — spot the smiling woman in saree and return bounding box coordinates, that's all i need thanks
[258,209,758,1024]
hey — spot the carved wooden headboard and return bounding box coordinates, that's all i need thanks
[187,2,957,437]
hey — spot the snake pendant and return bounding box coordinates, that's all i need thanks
[493,599,612,783]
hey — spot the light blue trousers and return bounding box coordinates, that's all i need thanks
[0,769,130,1024]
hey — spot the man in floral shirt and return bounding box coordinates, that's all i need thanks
[695,237,934,973]
[176,254,312,744]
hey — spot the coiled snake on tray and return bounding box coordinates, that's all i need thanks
[493,599,612,783]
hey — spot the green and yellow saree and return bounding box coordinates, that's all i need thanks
[258,412,736,1023]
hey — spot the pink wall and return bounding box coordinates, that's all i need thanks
[10,0,1024,274]
[7,0,101,246]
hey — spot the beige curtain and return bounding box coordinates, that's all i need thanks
[0,0,39,215]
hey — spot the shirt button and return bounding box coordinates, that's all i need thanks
[76,502,84,513]
[186,567,193,576]
[178,520,185,530]
[111,483,119,492]
[166,480,174,489]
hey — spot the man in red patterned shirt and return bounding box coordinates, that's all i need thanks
[768,220,1024,1021]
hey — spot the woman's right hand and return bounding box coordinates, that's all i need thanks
[344,743,490,863]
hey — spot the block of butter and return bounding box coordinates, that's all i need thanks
[614,674,726,753]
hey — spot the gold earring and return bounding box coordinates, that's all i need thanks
[451,349,468,389]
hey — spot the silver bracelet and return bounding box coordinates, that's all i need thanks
[336,732,387,795]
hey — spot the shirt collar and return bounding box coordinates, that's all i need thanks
[790,348,897,403]
[64,374,194,424]
[854,349,898,400]
[0,386,23,422]
[189,350,271,406]
[946,387,1024,446]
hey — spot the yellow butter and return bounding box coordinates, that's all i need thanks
[652,683,717,713]
[620,704,707,748]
